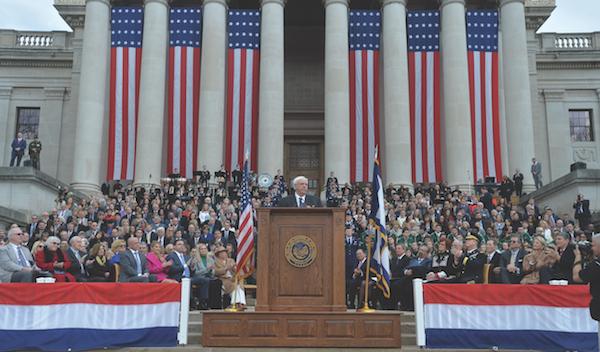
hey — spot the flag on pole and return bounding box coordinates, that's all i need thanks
[236,154,254,278]
[107,7,143,181]
[368,147,391,298]
[467,10,503,183]
[348,10,381,183]
[166,7,201,179]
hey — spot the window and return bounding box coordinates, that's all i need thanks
[16,107,40,139]
[569,109,593,142]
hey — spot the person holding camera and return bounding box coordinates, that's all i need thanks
[573,235,600,348]
[574,194,592,230]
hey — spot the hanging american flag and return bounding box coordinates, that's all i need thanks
[167,8,201,179]
[107,7,143,181]
[467,10,503,183]
[349,10,381,183]
[225,10,260,175]
[408,11,442,184]
[236,156,254,278]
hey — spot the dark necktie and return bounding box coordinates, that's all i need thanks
[299,197,305,208]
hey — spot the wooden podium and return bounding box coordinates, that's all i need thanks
[202,208,402,348]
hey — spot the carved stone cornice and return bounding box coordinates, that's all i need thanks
[0,59,73,69]
[62,14,86,29]
[44,88,67,100]
[537,61,600,70]
[0,87,12,99]
[542,89,564,102]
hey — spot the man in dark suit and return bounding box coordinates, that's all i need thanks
[552,232,575,283]
[500,235,527,284]
[531,157,543,190]
[278,176,322,207]
[168,239,210,309]
[346,248,377,309]
[389,243,411,310]
[119,237,155,282]
[485,239,502,283]
[344,227,360,308]
[65,236,87,282]
[574,194,592,229]
[10,132,27,167]
[479,187,493,212]
[399,245,432,310]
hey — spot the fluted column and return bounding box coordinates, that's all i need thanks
[381,0,411,187]
[500,0,535,189]
[133,0,169,186]
[440,0,473,189]
[324,0,350,185]
[71,0,111,194]
[197,0,228,172]
[258,0,285,175]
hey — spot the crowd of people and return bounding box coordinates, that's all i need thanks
[0,167,597,312]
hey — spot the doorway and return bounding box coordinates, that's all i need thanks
[284,137,323,196]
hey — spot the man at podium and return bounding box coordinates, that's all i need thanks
[278,176,322,207]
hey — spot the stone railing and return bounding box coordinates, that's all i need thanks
[540,32,600,51]
[0,30,67,49]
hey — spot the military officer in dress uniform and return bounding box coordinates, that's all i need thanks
[452,233,486,283]
[344,226,359,308]
[28,136,42,170]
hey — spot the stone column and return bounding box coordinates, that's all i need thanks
[0,88,12,166]
[40,88,66,178]
[543,89,571,181]
[198,0,228,172]
[133,0,169,187]
[440,0,473,189]
[258,0,285,176]
[500,0,535,188]
[71,0,111,194]
[381,0,411,187]
[324,0,350,185]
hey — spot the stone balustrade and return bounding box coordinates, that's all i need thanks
[540,32,600,51]
[0,30,67,49]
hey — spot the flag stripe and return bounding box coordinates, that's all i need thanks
[408,10,441,183]
[349,10,380,183]
[225,10,260,175]
[167,8,201,178]
[108,7,142,181]
[467,10,502,183]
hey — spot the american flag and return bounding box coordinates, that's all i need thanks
[167,8,201,179]
[408,11,442,184]
[467,10,503,183]
[349,10,380,183]
[225,10,260,175]
[107,7,143,181]
[236,156,254,278]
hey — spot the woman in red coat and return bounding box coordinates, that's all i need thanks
[35,236,76,282]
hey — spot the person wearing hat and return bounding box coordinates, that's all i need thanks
[214,245,246,309]
[452,232,486,283]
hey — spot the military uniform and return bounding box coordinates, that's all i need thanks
[28,139,42,170]
[456,248,486,283]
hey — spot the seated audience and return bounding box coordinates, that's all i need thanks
[35,236,75,282]
[86,243,112,282]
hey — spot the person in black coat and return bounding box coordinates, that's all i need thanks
[278,176,322,207]
[453,234,486,283]
[574,194,592,230]
[479,188,494,212]
[500,235,527,284]
[346,248,377,309]
[484,239,502,283]
[10,132,27,167]
[65,236,88,282]
[513,169,524,197]
[552,232,575,283]
[389,243,411,310]
[344,227,360,308]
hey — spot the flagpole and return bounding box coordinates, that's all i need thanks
[358,234,375,313]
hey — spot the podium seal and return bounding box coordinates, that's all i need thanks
[285,235,317,268]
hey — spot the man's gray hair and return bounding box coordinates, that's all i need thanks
[292,176,308,186]
[7,227,22,240]
[69,236,81,246]
[45,236,60,246]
